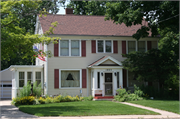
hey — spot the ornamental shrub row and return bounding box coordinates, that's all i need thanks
[11,95,93,106]
[115,85,143,102]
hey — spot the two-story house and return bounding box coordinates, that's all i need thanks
[10,8,158,99]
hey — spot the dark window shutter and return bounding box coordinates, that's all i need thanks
[81,40,86,57]
[54,69,59,89]
[113,41,118,53]
[91,40,96,53]
[82,69,87,88]
[123,69,127,88]
[147,41,152,50]
[122,41,126,56]
[54,40,59,57]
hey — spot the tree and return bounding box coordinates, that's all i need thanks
[1,0,60,70]
[105,1,179,40]
[66,0,108,15]
[105,1,179,94]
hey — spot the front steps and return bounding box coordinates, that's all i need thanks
[93,96,114,101]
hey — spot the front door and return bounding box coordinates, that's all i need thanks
[105,73,113,96]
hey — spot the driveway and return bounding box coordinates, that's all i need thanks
[0,100,179,119]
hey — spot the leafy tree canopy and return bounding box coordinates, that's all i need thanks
[67,0,108,15]
[105,1,179,40]
[1,0,60,70]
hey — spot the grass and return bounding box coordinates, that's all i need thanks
[18,101,159,116]
[129,99,180,114]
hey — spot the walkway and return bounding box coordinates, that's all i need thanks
[0,100,179,119]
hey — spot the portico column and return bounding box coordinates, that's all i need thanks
[120,69,123,88]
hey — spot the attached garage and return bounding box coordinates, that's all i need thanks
[0,68,12,99]
[0,82,12,99]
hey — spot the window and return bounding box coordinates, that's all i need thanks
[60,40,69,56]
[71,40,79,56]
[98,40,103,52]
[27,72,32,84]
[106,40,112,52]
[97,40,112,53]
[61,70,80,87]
[97,72,100,88]
[152,41,157,49]
[138,41,145,52]
[36,72,41,86]
[60,40,81,56]
[128,41,136,53]
[117,72,119,88]
[19,72,24,87]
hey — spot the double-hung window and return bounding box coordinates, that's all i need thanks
[36,72,41,86]
[128,41,136,53]
[60,40,80,56]
[97,40,112,53]
[60,40,69,56]
[71,40,80,56]
[19,72,24,87]
[27,72,32,84]
[138,41,145,52]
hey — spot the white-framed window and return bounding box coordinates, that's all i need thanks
[60,40,69,56]
[138,41,146,52]
[19,72,24,87]
[97,40,113,53]
[60,69,81,88]
[152,41,158,49]
[128,41,136,53]
[36,72,41,86]
[59,40,81,56]
[27,72,32,84]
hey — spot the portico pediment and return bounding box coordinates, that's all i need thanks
[88,56,122,67]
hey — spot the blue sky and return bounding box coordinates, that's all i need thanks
[57,1,70,15]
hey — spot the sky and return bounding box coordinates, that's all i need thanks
[57,1,70,15]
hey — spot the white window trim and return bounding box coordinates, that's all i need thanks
[59,69,82,89]
[35,71,42,86]
[126,40,148,54]
[18,71,25,88]
[96,40,113,53]
[59,39,81,57]
[137,41,146,52]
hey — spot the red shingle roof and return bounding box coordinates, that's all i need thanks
[39,14,151,36]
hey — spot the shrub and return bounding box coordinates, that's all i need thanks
[38,97,46,104]
[19,81,42,98]
[33,82,42,98]
[19,83,31,98]
[115,87,143,102]
[12,96,35,106]
[45,96,53,104]
[134,84,144,97]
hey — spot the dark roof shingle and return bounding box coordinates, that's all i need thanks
[39,14,151,36]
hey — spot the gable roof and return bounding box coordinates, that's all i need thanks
[88,56,122,67]
[38,14,151,36]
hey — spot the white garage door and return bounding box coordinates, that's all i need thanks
[0,83,12,99]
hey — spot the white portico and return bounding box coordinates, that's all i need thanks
[88,56,123,97]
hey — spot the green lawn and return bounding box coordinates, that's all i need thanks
[18,101,159,116]
[129,99,180,114]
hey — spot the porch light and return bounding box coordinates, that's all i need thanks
[101,72,103,76]
[114,72,117,76]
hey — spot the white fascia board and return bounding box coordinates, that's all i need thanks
[95,56,122,66]
[91,66,123,69]
[9,65,43,70]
